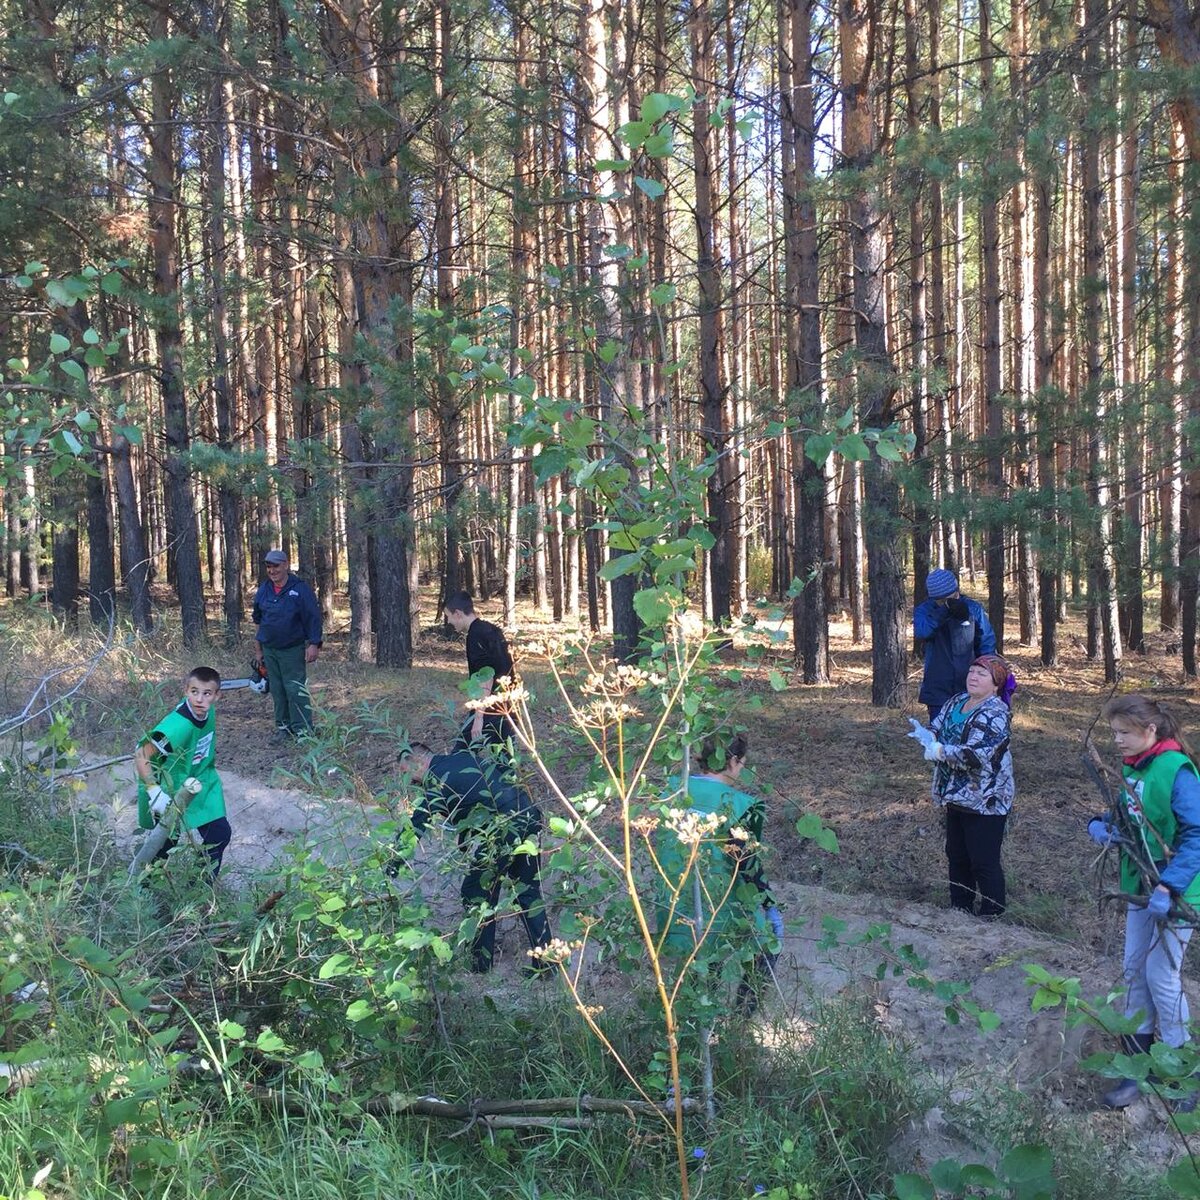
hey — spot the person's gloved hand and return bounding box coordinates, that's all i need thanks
[765,904,784,941]
[1147,888,1172,922]
[1087,817,1119,847]
[907,718,937,754]
[923,741,945,762]
[146,784,170,818]
[946,597,969,621]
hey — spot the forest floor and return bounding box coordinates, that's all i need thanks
[3,585,1198,1177]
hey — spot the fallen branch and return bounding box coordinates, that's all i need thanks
[243,1084,698,1124]
[51,753,135,780]
[0,842,46,869]
[127,777,202,880]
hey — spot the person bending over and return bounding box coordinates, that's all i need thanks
[397,741,551,973]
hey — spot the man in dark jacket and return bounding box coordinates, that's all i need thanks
[913,568,997,719]
[252,550,322,738]
[398,742,551,973]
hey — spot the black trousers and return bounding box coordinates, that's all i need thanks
[453,713,517,775]
[944,806,1007,916]
[156,816,232,878]
[454,712,516,752]
[460,832,550,972]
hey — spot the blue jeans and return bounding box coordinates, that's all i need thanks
[1123,904,1194,1047]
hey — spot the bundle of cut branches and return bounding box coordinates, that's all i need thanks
[1081,743,1200,929]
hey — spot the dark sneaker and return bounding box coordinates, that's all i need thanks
[1102,1077,1142,1109]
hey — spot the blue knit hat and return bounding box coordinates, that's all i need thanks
[926,568,958,600]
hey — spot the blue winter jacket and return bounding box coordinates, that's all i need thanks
[913,595,997,708]
[1159,767,1200,897]
[252,574,323,650]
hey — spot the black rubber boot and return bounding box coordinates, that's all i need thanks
[1102,1032,1154,1110]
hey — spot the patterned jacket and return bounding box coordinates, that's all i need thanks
[930,694,1014,816]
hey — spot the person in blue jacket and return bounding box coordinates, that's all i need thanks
[913,568,996,720]
[252,549,323,738]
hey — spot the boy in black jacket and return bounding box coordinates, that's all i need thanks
[444,591,516,757]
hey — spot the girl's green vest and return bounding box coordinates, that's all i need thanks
[654,775,766,954]
[136,705,224,831]
[1119,749,1200,905]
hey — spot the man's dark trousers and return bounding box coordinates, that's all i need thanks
[264,642,312,734]
[460,823,550,972]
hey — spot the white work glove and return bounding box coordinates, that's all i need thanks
[907,718,937,754]
[146,784,171,817]
[923,741,946,762]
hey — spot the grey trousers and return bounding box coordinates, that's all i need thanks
[1123,904,1194,1048]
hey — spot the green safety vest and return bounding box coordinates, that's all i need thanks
[1119,749,1200,906]
[137,704,224,831]
[654,775,766,954]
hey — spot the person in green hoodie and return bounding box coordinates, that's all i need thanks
[1087,694,1200,1111]
[134,666,230,876]
[654,733,782,1011]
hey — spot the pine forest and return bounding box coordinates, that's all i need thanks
[3,0,1197,696]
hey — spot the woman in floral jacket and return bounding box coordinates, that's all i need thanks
[928,654,1016,917]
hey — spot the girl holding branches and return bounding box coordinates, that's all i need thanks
[1088,694,1200,1110]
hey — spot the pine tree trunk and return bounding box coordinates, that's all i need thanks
[85,445,115,625]
[979,0,1005,651]
[904,0,932,624]
[580,0,639,659]
[1162,118,1186,631]
[1081,0,1122,681]
[148,10,205,643]
[1117,11,1144,652]
[783,0,828,681]
[840,0,905,704]
[203,0,244,642]
[1145,0,1200,162]
[340,0,415,668]
[690,0,732,628]
[112,432,152,633]
[433,0,465,621]
[51,517,79,623]
[926,0,951,574]
[333,193,373,663]
[1010,0,1038,647]
[1034,143,1058,666]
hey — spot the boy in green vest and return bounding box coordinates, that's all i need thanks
[654,733,782,1013]
[134,666,231,876]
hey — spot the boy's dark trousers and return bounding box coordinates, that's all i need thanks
[453,712,516,754]
[155,816,232,878]
[944,806,1007,916]
[460,822,550,972]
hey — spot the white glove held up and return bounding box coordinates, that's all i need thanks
[923,741,946,762]
[907,718,937,754]
[147,784,170,817]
